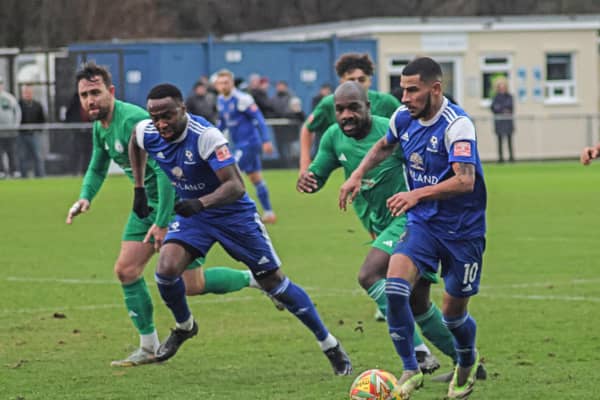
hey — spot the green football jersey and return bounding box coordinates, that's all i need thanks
[308,115,407,235]
[79,100,174,227]
[306,90,400,137]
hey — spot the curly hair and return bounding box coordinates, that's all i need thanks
[335,53,375,78]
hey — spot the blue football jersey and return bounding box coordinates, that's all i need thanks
[386,98,486,239]
[217,89,269,148]
[135,113,256,218]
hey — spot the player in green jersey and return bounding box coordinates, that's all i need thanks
[65,62,265,367]
[299,53,400,173]
[297,81,458,376]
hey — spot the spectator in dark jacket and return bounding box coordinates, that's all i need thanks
[271,81,293,117]
[490,79,515,163]
[185,81,218,124]
[248,74,275,117]
[17,84,46,177]
[311,83,332,111]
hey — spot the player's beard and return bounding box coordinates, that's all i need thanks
[88,106,109,122]
[414,93,432,120]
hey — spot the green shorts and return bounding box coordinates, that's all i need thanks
[122,209,204,269]
[371,217,439,284]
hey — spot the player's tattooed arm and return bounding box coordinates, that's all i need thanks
[452,161,476,192]
[397,161,475,207]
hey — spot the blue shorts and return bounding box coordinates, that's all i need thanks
[164,210,281,277]
[234,145,262,174]
[393,221,485,297]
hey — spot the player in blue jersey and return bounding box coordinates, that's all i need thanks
[128,83,352,376]
[214,69,277,224]
[340,57,486,399]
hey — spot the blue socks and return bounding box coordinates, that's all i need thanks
[443,313,477,367]
[155,273,190,323]
[386,278,418,371]
[254,180,272,212]
[270,277,328,341]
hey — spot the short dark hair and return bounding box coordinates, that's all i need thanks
[76,61,112,87]
[402,57,442,83]
[193,81,206,90]
[147,83,183,102]
[335,53,374,78]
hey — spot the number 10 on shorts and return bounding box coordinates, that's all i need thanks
[462,263,479,285]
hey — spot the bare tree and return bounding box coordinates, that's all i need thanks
[0,0,599,48]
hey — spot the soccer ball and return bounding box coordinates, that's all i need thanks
[349,369,399,400]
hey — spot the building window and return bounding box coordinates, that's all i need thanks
[388,55,462,104]
[480,55,511,103]
[545,53,575,103]
[388,56,413,95]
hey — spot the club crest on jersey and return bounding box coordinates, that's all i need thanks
[229,103,235,111]
[216,145,232,161]
[168,221,180,233]
[453,141,472,157]
[114,140,124,153]
[184,149,196,165]
[171,166,184,180]
[427,136,439,153]
[409,152,425,171]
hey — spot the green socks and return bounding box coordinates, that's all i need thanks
[367,278,388,316]
[414,302,457,361]
[122,277,155,335]
[367,279,426,348]
[203,267,250,294]
[122,269,250,336]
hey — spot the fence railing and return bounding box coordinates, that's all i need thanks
[0,114,598,177]
[471,113,600,162]
[0,119,303,177]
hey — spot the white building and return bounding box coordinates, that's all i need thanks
[228,15,600,160]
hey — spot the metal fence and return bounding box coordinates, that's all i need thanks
[0,114,599,177]
[0,119,303,177]
[472,113,600,162]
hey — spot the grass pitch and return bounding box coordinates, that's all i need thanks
[1,162,600,399]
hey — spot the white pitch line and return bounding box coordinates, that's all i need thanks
[7,275,600,290]
[479,278,600,289]
[0,291,360,315]
[2,286,600,315]
[6,276,115,284]
[477,293,600,303]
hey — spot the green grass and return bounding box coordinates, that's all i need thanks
[2,161,600,399]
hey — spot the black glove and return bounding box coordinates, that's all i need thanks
[174,199,205,217]
[133,187,152,218]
